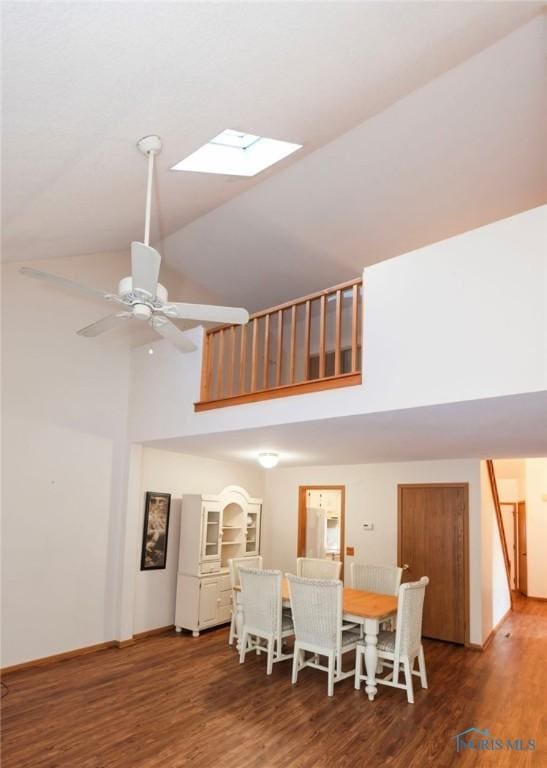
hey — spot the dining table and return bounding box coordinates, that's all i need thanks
[234,577,398,701]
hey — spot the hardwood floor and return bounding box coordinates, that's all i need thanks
[2,595,546,768]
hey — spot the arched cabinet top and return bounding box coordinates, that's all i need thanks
[215,485,262,507]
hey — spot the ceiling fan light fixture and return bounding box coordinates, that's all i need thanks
[258,452,279,469]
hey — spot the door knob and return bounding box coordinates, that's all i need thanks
[402,564,410,570]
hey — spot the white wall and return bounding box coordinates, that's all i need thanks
[524,458,547,599]
[494,459,526,499]
[129,206,547,444]
[262,458,485,644]
[1,252,218,667]
[132,448,264,634]
[1,252,134,667]
[363,205,547,412]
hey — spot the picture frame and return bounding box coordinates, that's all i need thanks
[140,491,171,571]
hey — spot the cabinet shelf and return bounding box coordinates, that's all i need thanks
[222,525,242,530]
[221,540,243,546]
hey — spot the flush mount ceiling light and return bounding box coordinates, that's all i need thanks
[258,452,279,469]
[171,129,302,177]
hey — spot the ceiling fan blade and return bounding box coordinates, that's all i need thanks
[20,267,124,305]
[150,316,197,353]
[161,302,249,326]
[131,241,160,296]
[76,312,132,338]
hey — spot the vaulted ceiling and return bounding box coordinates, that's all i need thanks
[2,2,545,309]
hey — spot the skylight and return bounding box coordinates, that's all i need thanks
[171,129,302,176]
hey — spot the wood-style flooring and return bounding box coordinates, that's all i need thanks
[2,595,546,768]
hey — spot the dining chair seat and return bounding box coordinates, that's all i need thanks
[341,627,362,647]
[376,630,396,652]
[281,613,294,632]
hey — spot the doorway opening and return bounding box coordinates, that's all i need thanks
[492,457,547,600]
[499,501,527,595]
[298,486,345,578]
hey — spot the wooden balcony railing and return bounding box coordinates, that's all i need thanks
[195,277,363,411]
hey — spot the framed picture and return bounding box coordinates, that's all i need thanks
[140,492,171,571]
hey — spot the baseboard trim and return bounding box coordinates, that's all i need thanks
[465,642,484,652]
[526,595,547,602]
[133,625,175,640]
[1,640,117,675]
[2,625,176,674]
[465,606,512,652]
[116,638,136,649]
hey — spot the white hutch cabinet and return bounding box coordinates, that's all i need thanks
[175,485,262,636]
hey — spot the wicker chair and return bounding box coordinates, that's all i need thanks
[355,577,429,703]
[350,563,402,595]
[227,556,263,646]
[287,574,360,696]
[238,567,293,674]
[350,563,402,632]
[296,557,342,580]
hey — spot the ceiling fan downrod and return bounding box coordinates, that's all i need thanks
[137,135,162,247]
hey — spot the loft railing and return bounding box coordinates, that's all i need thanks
[195,277,362,411]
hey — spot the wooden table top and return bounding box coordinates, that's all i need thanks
[236,577,397,620]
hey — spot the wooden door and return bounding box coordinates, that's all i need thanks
[517,501,528,596]
[398,484,468,644]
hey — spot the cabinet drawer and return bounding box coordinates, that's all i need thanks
[200,561,221,575]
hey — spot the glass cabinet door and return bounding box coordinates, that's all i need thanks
[201,504,222,560]
[244,504,261,555]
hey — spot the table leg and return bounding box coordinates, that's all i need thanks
[235,596,244,652]
[363,617,379,702]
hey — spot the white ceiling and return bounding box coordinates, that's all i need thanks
[145,391,547,467]
[2,2,544,308]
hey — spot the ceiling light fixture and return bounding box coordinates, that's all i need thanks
[171,129,302,177]
[258,452,279,469]
[148,348,154,355]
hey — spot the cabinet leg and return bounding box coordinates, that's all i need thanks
[175,626,182,633]
[192,630,199,638]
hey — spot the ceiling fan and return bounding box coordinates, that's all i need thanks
[20,135,249,352]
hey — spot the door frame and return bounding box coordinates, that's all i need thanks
[397,483,470,646]
[500,502,518,590]
[298,485,346,578]
[517,501,527,596]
